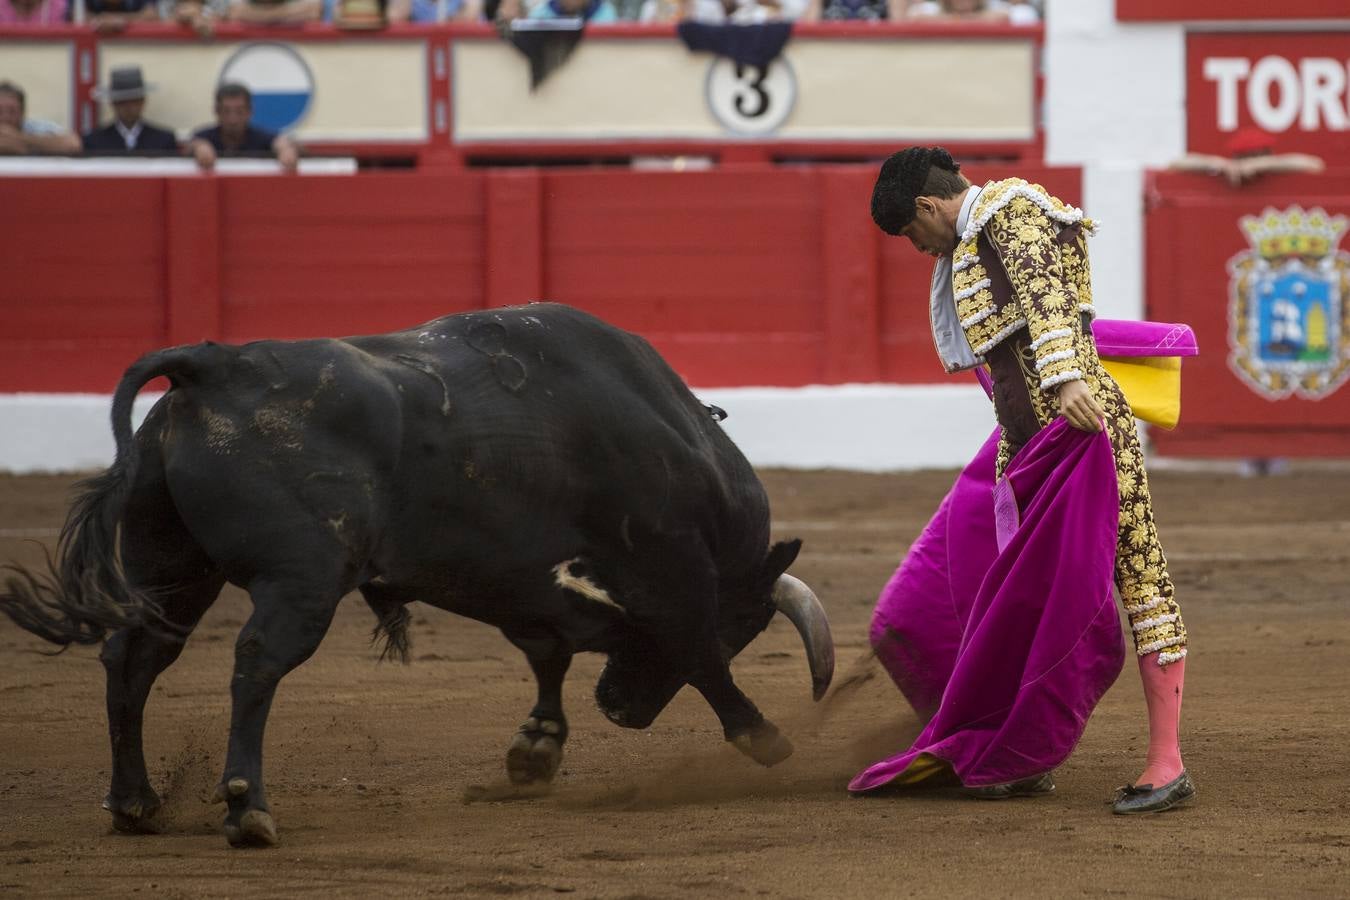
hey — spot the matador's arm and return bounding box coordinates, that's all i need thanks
[984,196,1084,392]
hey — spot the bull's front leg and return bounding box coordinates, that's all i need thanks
[690,650,794,768]
[504,633,572,785]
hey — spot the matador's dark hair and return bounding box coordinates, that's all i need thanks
[870,146,970,235]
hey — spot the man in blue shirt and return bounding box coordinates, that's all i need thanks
[189,83,299,170]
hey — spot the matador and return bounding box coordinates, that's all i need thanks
[850,146,1194,815]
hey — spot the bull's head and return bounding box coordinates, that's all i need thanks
[594,539,834,732]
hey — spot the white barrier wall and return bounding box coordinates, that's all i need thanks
[0,386,996,475]
[2,395,164,475]
[1045,0,1186,324]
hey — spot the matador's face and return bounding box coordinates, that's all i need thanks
[899,197,959,258]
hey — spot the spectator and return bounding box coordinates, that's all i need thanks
[804,0,903,20]
[0,81,81,156]
[170,0,230,36]
[387,0,485,21]
[82,0,161,32]
[489,0,521,19]
[225,0,322,24]
[636,0,675,20]
[675,0,784,24]
[188,82,300,171]
[328,0,396,26]
[528,0,618,22]
[83,66,179,155]
[907,0,1038,23]
[0,0,68,23]
[1170,128,1325,186]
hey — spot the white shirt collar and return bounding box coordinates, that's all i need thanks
[955,183,983,239]
[927,184,987,374]
[114,119,143,149]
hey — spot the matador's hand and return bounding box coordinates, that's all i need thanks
[1057,379,1105,433]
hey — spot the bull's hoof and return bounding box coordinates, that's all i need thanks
[213,778,277,848]
[730,720,794,767]
[103,791,163,835]
[224,809,278,848]
[506,717,564,785]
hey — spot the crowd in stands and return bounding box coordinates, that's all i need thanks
[1,0,1042,161]
[0,0,1041,26]
[0,70,299,166]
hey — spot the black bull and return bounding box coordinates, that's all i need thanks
[1,303,834,847]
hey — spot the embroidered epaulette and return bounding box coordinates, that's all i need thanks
[951,179,1100,387]
[960,178,1097,247]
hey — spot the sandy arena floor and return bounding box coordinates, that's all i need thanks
[2,463,1348,898]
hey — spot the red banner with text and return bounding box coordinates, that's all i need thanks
[1187,32,1350,161]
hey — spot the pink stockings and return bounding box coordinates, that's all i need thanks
[1135,653,1186,787]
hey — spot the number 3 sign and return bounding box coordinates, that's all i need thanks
[704,57,798,136]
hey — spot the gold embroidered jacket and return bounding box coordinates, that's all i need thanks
[951,178,1099,391]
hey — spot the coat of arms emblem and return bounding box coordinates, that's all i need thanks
[1227,206,1350,400]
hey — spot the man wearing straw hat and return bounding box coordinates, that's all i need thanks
[83,66,179,155]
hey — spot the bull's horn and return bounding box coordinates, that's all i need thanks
[772,574,835,701]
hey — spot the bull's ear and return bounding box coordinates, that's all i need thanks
[763,539,802,583]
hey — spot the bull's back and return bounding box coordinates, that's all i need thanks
[350,304,766,571]
[353,304,738,470]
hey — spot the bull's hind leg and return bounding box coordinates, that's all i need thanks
[102,437,225,833]
[216,578,342,848]
[100,572,224,833]
[502,632,573,785]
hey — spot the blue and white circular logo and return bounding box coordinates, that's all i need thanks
[219,43,315,133]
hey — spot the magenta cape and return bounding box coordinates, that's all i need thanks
[848,418,1127,792]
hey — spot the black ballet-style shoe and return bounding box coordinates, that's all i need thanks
[1111,771,1196,814]
[965,772,1056,800]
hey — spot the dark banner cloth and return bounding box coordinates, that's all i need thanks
[676,21,793,70]
[505,18,585,90]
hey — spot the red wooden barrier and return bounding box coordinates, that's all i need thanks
[0,164,1080,393]
[1145,170,1350,457]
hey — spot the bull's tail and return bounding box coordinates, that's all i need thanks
[369,605,412,665]
[0,346,215,646]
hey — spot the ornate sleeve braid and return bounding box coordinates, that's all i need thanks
[985,196,1084,392]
